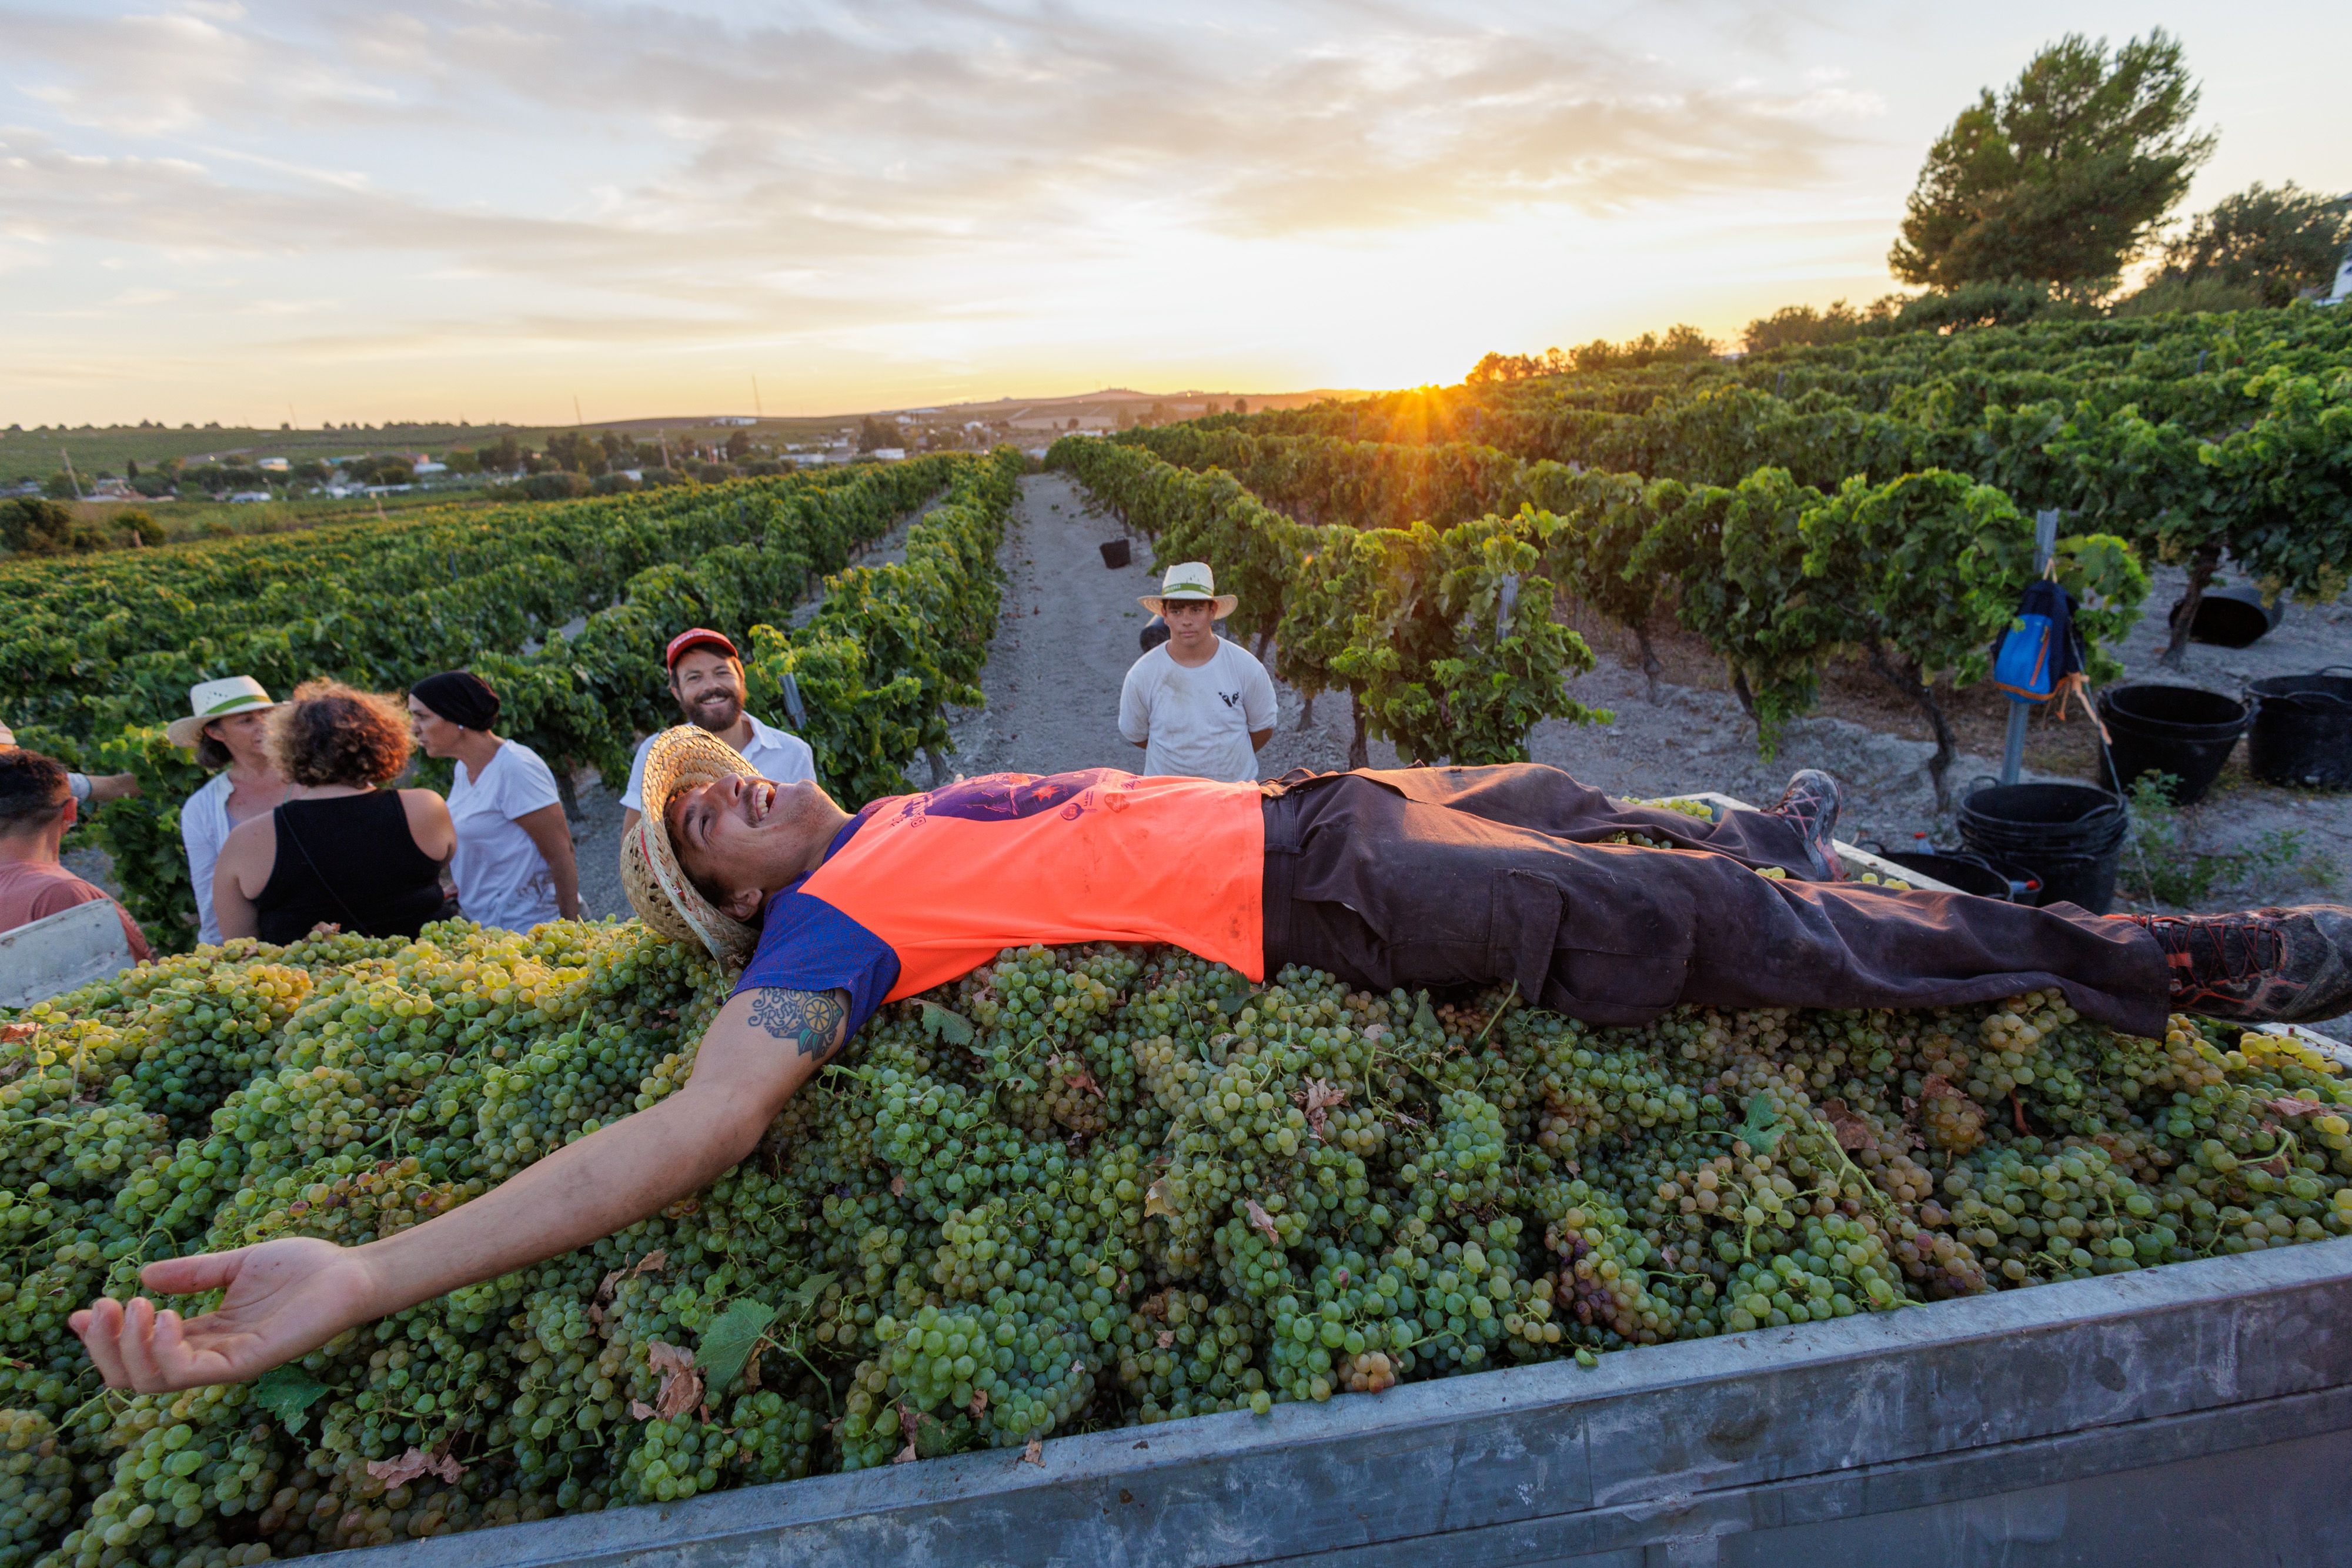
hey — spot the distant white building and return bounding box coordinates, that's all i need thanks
[412,460,447,476]
[871,447,907,461]
[257,457,290,473]
[229,490,274,503]
[710,416,759,426]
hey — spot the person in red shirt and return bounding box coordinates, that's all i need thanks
[69,729,2352,1394]
[0,748,151,962]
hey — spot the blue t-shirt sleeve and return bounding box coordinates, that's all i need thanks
[732,890,900,1042]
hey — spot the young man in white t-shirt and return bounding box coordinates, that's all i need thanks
[1118,562,1276,783]
[619,628,817,837]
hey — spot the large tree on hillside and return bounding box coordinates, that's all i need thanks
[1890,31,2212,290]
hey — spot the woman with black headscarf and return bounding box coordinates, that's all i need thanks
[406,671,580,932]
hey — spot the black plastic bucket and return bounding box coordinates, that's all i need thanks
[1098,539,1132,569]
[2181,584,2284,648]
[2096,683,2249,806]
[2247,667,2352,790]
[1956,781,2130,914]
[1879,849,2038,902]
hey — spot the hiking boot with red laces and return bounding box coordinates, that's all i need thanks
[2119,906,2352,1025]
[1763,768,1847,882]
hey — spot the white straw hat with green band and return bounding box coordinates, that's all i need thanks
[1140,560,1237,619]
[166,676,285,748]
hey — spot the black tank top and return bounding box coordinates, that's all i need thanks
[255,793,447,944]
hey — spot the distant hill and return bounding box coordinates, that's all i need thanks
[1,387,1364,481]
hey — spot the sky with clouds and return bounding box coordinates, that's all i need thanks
[3,1,2346,426]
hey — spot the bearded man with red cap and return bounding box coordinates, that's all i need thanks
[617,627,815,838]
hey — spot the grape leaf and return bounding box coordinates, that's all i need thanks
[699,1298,779,1398]
[1736,1094,1788,1154]
[253,1366,330,1433]
[920,1003,974,1045]
[784,1271,837,1312]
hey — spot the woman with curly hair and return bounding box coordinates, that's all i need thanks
[210,680,456,944]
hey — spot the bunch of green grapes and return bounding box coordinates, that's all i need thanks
[48,1383,280,1568]
[957,944,1143,1139]
[0,1407,74,1568]
[110,959,315,1138]
[1943,1141,2173,1283]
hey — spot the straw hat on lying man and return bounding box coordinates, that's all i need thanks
[620,726,770,964]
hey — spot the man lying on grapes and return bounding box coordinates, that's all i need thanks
[73,727,2352,1392]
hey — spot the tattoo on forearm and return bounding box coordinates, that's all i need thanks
[747,989,848,1060]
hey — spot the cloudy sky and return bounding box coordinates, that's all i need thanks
[3,1,2346,426]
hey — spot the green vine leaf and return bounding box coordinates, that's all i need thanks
[253,1366,331,1433]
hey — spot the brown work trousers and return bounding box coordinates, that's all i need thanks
[1257,767,2168,1038]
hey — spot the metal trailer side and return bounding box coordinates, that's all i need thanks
[321,1236,2352,1568]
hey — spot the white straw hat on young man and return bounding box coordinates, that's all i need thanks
[620,724,765,963]
[165,676,283,750]
[1140,561,1237,620]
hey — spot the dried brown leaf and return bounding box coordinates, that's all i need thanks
[891,1174,908,1198]
[1298,1077,1348,1138]
[894,1439,918,1465]
[1020,1437,1044,1466]
[2271,1096,2330,1119]
[1820,1099,1874,1152]
[596,1249,667,1306]
[1,1021,35,1044]
[1143,1177,1174,1219]
[1155,1330,1174,1350]
[1244,1199,1281,1245]
[969,1388,990,1420]
[366,1446,463,1487]
[630,1400,656,1421]
[647,1340,703,1421]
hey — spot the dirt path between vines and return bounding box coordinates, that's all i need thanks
[940,472,1404,781]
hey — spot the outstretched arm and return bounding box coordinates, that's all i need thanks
[72,987,849,1393]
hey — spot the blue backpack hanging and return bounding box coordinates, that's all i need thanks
[1993,577,2081,701]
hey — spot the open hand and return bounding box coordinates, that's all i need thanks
[71,1238,384,1392]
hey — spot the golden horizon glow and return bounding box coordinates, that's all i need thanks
[3,2,2346,428]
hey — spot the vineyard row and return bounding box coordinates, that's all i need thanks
[9,451,1022,948]
[1050,434,2144,800]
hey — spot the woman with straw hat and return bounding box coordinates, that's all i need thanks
[167,676,288,947]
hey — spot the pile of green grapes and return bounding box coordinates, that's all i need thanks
[6,921,2351,1565]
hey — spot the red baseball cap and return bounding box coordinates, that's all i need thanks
[664,627,740,670]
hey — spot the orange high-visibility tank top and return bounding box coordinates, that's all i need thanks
[731,770,1265,1038]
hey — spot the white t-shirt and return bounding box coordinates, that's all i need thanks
[181,771,236,947]
[621,714,817,811]
[449,740,564,934]
[1118,638,1278,784]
